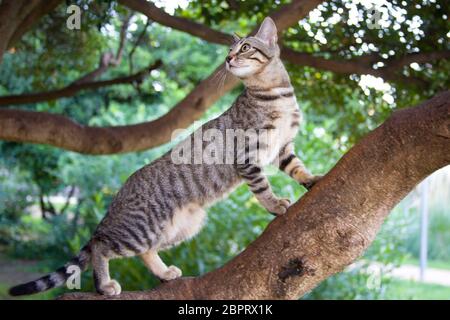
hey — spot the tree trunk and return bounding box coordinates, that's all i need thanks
[58,91,450,300]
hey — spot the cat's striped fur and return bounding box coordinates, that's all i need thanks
[9,17,321,296]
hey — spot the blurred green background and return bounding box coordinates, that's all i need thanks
[0,0,449,300]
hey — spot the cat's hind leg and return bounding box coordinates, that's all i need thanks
[141,204,206,281]
[91,244,122,296]
[141,250,182,281]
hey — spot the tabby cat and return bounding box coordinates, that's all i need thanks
[9,17,322,296]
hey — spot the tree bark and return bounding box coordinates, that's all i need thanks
[58,91,450,300]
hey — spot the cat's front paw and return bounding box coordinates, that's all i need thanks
[302,175,323,190]
[268,198,291,216]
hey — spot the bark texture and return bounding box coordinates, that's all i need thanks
[58,91,450,300]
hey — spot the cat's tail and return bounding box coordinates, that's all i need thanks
[8,243,91,296]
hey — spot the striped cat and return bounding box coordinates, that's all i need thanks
[9,17,322,297]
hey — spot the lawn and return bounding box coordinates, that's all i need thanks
[403,257,450,270]
[385,279,450,300]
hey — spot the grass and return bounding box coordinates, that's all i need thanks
[385,279,450,300]
[403,257,450,270]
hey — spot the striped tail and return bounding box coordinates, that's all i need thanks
[8,244,91,296]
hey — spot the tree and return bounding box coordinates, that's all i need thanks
[0,0,449,299]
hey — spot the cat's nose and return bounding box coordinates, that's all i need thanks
[226,55,233,63]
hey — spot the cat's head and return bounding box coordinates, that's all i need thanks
[226,17,279,79]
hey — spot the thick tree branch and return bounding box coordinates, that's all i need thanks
[0,61,162,106]
[58,91,450,300]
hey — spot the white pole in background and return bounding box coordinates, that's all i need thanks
[419,178,429,282]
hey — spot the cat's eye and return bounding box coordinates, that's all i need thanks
[240,44,250,52]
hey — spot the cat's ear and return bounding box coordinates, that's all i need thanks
[255,17,278,47]
[232,33,241,43]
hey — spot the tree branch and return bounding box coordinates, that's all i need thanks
[58,90,450,300]
[0,60,162,106]
[59,185,76,215]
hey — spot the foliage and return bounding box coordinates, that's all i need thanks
[403,205,450,262]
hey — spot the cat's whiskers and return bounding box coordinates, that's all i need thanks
[218,68,228,92]
[211,66,227,87]
[211,67,224,83]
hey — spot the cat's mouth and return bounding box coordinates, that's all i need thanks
[226,61,248,69]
